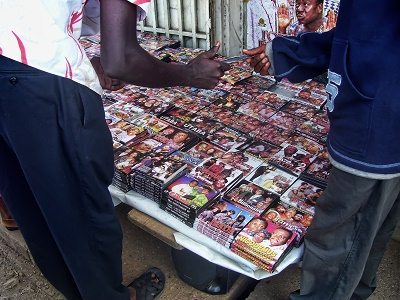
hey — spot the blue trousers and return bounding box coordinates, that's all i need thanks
[290,167,400,300]
[0,55,129,300]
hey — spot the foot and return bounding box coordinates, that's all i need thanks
[0,197,18,231]
[128,267,165,300]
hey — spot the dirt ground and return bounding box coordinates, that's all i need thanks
[0,234,63,300]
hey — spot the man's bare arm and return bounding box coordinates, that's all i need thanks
[100,0,228,89]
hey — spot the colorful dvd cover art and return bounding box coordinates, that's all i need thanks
[105,112,121,127]
[302,79,328,97]
[268,111,302,131]
[105,102,144,123]
[183,115,225,137]
[280,101,318,120]
[302,157,332,184]
[293,88,327,109]
[114,88,149,104]
[173,95,210,113]
[229,83,268,100]
[166,174,218,209]
[190,158,243,192]
[246,163,297,195]
[280,179,323,215]
[240,75,276,90]
[159,107,193,128]
[213,93,249,111]
[256,123,292,146]
[131,151,167,174]
[146,155,188,184]
[114,148,146,176]
[132,114,171,134]
[129,96,171,115]
[109,120,147,145]
[154,125,198,150]
[168,150,203,168]
[231,218,298,272]
[155,89,190,103]
[311,109,330,127]
[296,120,329,141]
[221,66,253,85]
[161,47,205,64]
[113,140,124,152]
[215,80,235,92]
[223,55,252,70]
[102,95,118,109]
[244,140,282,161]
[187,87,228,101]
[255,91,289,110]
[197,105,234,124]
[219,150,264,177]
[186,141,226,161]
[269,145,316,176]
[195,199,255,247]
[207,126,250,151]
[237,100,277,122]
[263,201,313,245]
[281,133,325,156]
[269,82,299,99]
[228,113,265,136]
[224,179,278,215]
[132,138,164,155]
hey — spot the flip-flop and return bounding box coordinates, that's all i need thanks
[128,267,165,300]
[1,218,18,231]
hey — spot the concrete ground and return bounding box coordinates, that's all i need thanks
[1,203,399,299]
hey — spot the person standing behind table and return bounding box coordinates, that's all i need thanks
[0,1,229,299]
[277,0,335,36]
[244,0,400,299]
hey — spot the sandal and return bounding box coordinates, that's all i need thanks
[128,267,165,300]
[0,197,18,231]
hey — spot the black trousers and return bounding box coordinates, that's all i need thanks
[0,55,129,300]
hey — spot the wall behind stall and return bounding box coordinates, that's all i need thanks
[138,0,211,50]
[137,0,246,57]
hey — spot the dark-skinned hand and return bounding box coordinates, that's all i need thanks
[187,42,231,89]
[243,45,271,76]
[91,56,125,91]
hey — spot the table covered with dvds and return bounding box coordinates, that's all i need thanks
[81,33,332,281]
[109,185,304,280]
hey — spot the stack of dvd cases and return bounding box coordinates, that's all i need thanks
[160,174,220,227]
[193,199,255,248]
[131,153,188,203]
[230,214,298,272]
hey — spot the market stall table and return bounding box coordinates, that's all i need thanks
[109,185,304,281]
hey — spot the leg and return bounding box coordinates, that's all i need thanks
[351,191,400,299]
[289,167,400,300]
[0,138,81,299]
[0,56,128,300]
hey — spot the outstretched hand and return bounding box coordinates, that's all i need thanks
[325,9,337,31]
[277,4,292,34]
[243,45,271,76]
[90,57,125,91]
[187,42,231,89]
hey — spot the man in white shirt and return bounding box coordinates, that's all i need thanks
[0,1,228,299]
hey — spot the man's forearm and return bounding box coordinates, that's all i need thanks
[102,44,193,88]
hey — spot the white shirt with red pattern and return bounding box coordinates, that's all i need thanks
[0,0,151,95]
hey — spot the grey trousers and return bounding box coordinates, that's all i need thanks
[290,167,400,300]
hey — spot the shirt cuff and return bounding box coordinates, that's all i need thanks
[265,41,275,76]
